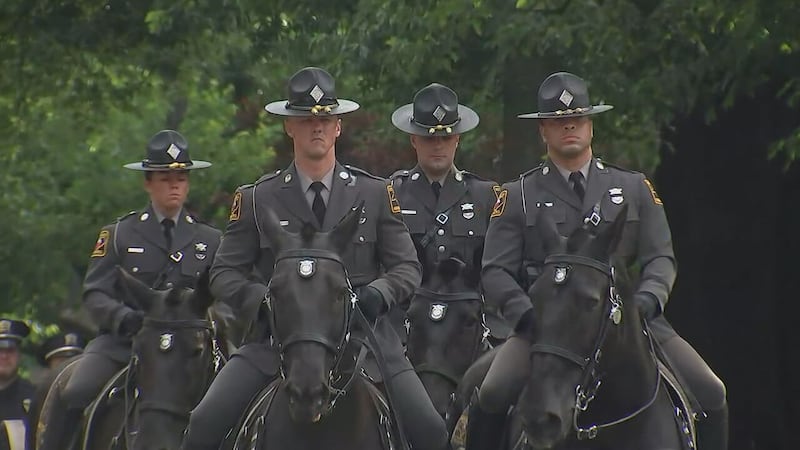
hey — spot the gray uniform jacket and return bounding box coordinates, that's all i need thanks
[481,158,676,333]
[391,166,512,339]
[82,205,221,361]
[210,161,421,374]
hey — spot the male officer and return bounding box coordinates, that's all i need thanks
[39,331,86,371]
[0,319,34,450]
[182,67,447,450]
[467,72,728,450]
[389,83,509,340]
[37,130,220,449]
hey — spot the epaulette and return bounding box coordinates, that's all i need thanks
[594,158,637,174]
[345,164,385,181]
[253,169,283,186]
[116,210,137,222]
[389,169,411,180]
[459,170,492,182]
[517,163,545,180]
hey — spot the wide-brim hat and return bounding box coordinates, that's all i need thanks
[518,72,613,119]
[0,318,30,349]
[392,83,479,136]
[265,67,360,117]
[124,130,212,171]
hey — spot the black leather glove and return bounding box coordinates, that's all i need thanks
[513,308,536,336]
[356,286,387,322]
[119,310,145,337]
[635,293,660,321]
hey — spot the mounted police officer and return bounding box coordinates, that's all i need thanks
[37,130,221,449]
[467,72,728,450]
[0,319,33,450]
[181,67,448,450]
[389,83,510,341]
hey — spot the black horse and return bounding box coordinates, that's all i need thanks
[405,255,489,434]
[226,205,397,450]
[34,269,225,450]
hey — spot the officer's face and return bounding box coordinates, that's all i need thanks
[539,116,593,158]
[0,346,20,380]
[144,171,190,214]
[284,116,341,160]
[410,134,460,176]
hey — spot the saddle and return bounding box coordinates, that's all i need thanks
[226,374,396,450]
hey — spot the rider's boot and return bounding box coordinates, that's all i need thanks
[696,402,728,450]
[37,406,82,450]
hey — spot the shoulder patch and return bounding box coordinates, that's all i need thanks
[91,230,109,258]
[229,191,243,221]
[643,178,663,205]
[346,164,385,181]
[386,184,401,214]
[491,188,508,218]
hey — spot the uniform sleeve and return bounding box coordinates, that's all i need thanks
[368,181,422,308]
[82,223,133,334]
[635,174,677,311]
[481,180,531,326]
[209,187,269,320]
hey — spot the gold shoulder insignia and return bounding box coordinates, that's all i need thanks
[492,185,503,199]
[229,191,242,221]
[91,230,109,258]
[643,179,663,205]
[386,184,401,214]
[491,188,508,218]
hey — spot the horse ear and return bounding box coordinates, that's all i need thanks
[590,203,628,260]
[537,208,567,255]
[190,267,215,315]
[328,201,363,254]
[261,206,293,254]
[116,266,156,312]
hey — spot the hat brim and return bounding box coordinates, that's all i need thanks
[264,99,360,116]
[44,346,84,361]
[517,104,614,119]
[123,160,213,171]
[391,104,480,136]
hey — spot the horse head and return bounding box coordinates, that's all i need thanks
[406,250,487,424]
[117,267,219,450]
[517,204,633,447]
[260,202,362,424]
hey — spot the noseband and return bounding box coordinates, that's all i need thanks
[529,254,659,440]
[264,248,359,411]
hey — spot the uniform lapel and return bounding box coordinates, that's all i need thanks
[171,209,199,253]
[583,158,612,213]
[436,170,467,212]
[408,166,437,214]
[537,161,583,210]
[132,204,169,252]
[323,162,360,230]
[276,163,317,227]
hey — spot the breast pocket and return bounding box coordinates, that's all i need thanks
[120,250,164,277]
[450,212,488,265]
[345,225,378,285]
[602,199,640,258]
[523,201,566,262]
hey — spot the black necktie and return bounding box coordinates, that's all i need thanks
[431,181,442,199]
[161,218,175,250]
[569,171,585,201]
[310,181,326,225]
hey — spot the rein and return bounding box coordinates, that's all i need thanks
[528,253,661,440]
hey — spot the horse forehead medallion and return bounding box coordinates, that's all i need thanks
[429,303,447,321]
[554,266,569,284]
[298,259,316,278]
[159,333,174,352]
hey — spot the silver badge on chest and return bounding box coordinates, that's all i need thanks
[194,242,208,260]
[159,333,174,352]
[461,203,475,220]
[609,187,624,205]
[429,303,447,321]
[298,259,316,278]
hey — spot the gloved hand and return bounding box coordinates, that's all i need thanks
[119,310,145,337]
[635,293,660,321]
[513,308,536,336]
[356,286,387,322]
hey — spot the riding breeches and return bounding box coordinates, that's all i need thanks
[61,352,125,410]
[477,325,727,414]
[183,318,448,450]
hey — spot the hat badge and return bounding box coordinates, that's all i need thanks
[0,320,9,333]
[166,143,181,160]
[559,89,574,107]
[298,259,316,278]
[429,303,447,321]
[65,333,78,346]
[432,106,446,122]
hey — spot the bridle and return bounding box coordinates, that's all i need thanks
[528,253,660,440]
[116,316,225,449]
[408,287,489,388]
[263,248,360,414]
